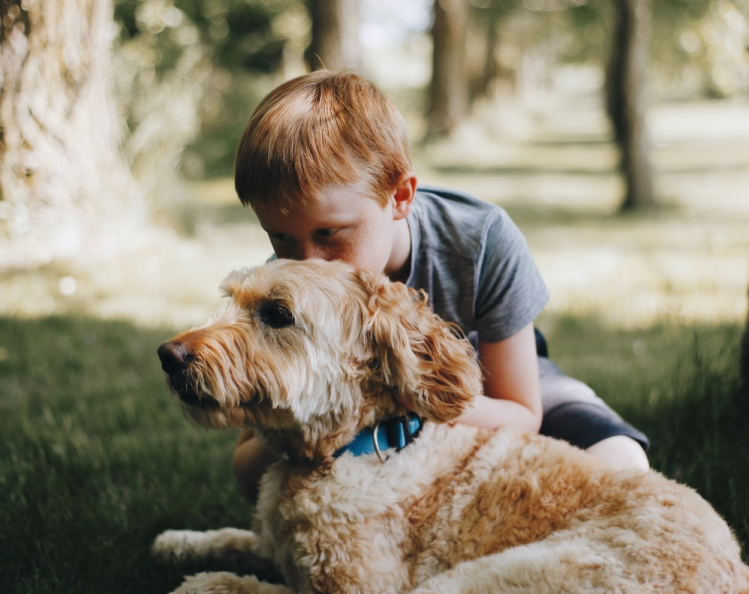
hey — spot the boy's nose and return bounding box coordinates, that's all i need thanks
[296,242,324,260]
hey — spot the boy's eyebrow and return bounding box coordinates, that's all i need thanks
[255,216,287,233]
[312,211,362,227]
[258,215,359,234]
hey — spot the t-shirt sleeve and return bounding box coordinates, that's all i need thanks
[474,209,549,343]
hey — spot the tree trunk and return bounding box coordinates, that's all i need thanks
[605,0,656,211]
[427,0,469,139]
[471,9,500,104]
[0,0,142,269]
[741,281,749,404]
[305,0,359,72]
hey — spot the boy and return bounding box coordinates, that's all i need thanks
[232,70,649,502]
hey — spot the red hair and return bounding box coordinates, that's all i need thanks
[234,71,411,210]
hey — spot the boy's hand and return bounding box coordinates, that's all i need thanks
[463,323,542,432]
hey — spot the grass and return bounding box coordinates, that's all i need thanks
[0,317,256,593]
[0,313,747,593]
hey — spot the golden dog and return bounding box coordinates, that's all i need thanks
[154,258,749,594]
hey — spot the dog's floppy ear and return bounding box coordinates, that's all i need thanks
[356,269,481,423]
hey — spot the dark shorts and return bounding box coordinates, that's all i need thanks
[538,357,650,451]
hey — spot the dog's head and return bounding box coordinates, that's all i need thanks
[158,259,481,461]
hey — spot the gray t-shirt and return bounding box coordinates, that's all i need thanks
[404,186,549,345]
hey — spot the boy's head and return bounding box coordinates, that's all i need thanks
[234,70,412,211]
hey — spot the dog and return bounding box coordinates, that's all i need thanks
[154,258,749,594]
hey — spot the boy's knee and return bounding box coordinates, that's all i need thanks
[586,435,650,472]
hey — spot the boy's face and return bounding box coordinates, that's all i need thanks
[252,183,412,279]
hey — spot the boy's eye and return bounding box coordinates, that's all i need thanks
[271,233,292,242]
[315,228,338,238]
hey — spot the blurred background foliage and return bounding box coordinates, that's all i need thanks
[112,0,310,183]
[109,0,749,183]
[467,0,747,101]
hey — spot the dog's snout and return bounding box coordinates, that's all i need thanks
[158,341,192,374]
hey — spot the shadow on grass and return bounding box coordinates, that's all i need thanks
[503,199,686,226]
[0,314,746,593]
[433,164,617,177]
[431,160,749,178]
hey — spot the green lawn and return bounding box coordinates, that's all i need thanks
[0,317,253,592]
[0,314,747,593]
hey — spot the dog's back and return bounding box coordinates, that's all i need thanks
[254,422,749,593]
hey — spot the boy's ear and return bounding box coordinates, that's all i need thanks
[392,174,417,221]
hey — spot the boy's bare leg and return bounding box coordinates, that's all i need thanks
[233,429,279,503]
[586,435,649,472]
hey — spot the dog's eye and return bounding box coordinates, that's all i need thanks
[258,300,295,329]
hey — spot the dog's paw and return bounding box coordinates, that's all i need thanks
[153,528,261,562]
[168,571,244,594]
[153,529,210,560]
[169,572,292,594]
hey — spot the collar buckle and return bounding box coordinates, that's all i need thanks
[371,421,388,463]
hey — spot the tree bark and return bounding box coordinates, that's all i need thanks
[0,0,142,269]
[427,0,469,139]
[305,0,359,72]
[741,281,749,404]
[471,9,500,104]
[605,0,657,211]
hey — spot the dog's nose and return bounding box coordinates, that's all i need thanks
[158,341,191,374]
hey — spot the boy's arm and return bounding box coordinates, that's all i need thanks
[457,323,543,432]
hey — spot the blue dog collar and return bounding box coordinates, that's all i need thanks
[334,414,423,462]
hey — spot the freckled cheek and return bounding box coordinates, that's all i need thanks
[337,234,388,271]
[323,243,358,265]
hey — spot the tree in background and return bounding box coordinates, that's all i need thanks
[473,7,501,102]
[115,0,305,181]
[742,283,749,405]
[651,0,733,98]
[466,0,517,104]
[305,0,359,71]
[0,0,143,269]
[156,0,297,73]
[427,0,470,138]
[605,0,656,211]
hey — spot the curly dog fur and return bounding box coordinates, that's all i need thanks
[155,258,749,594]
